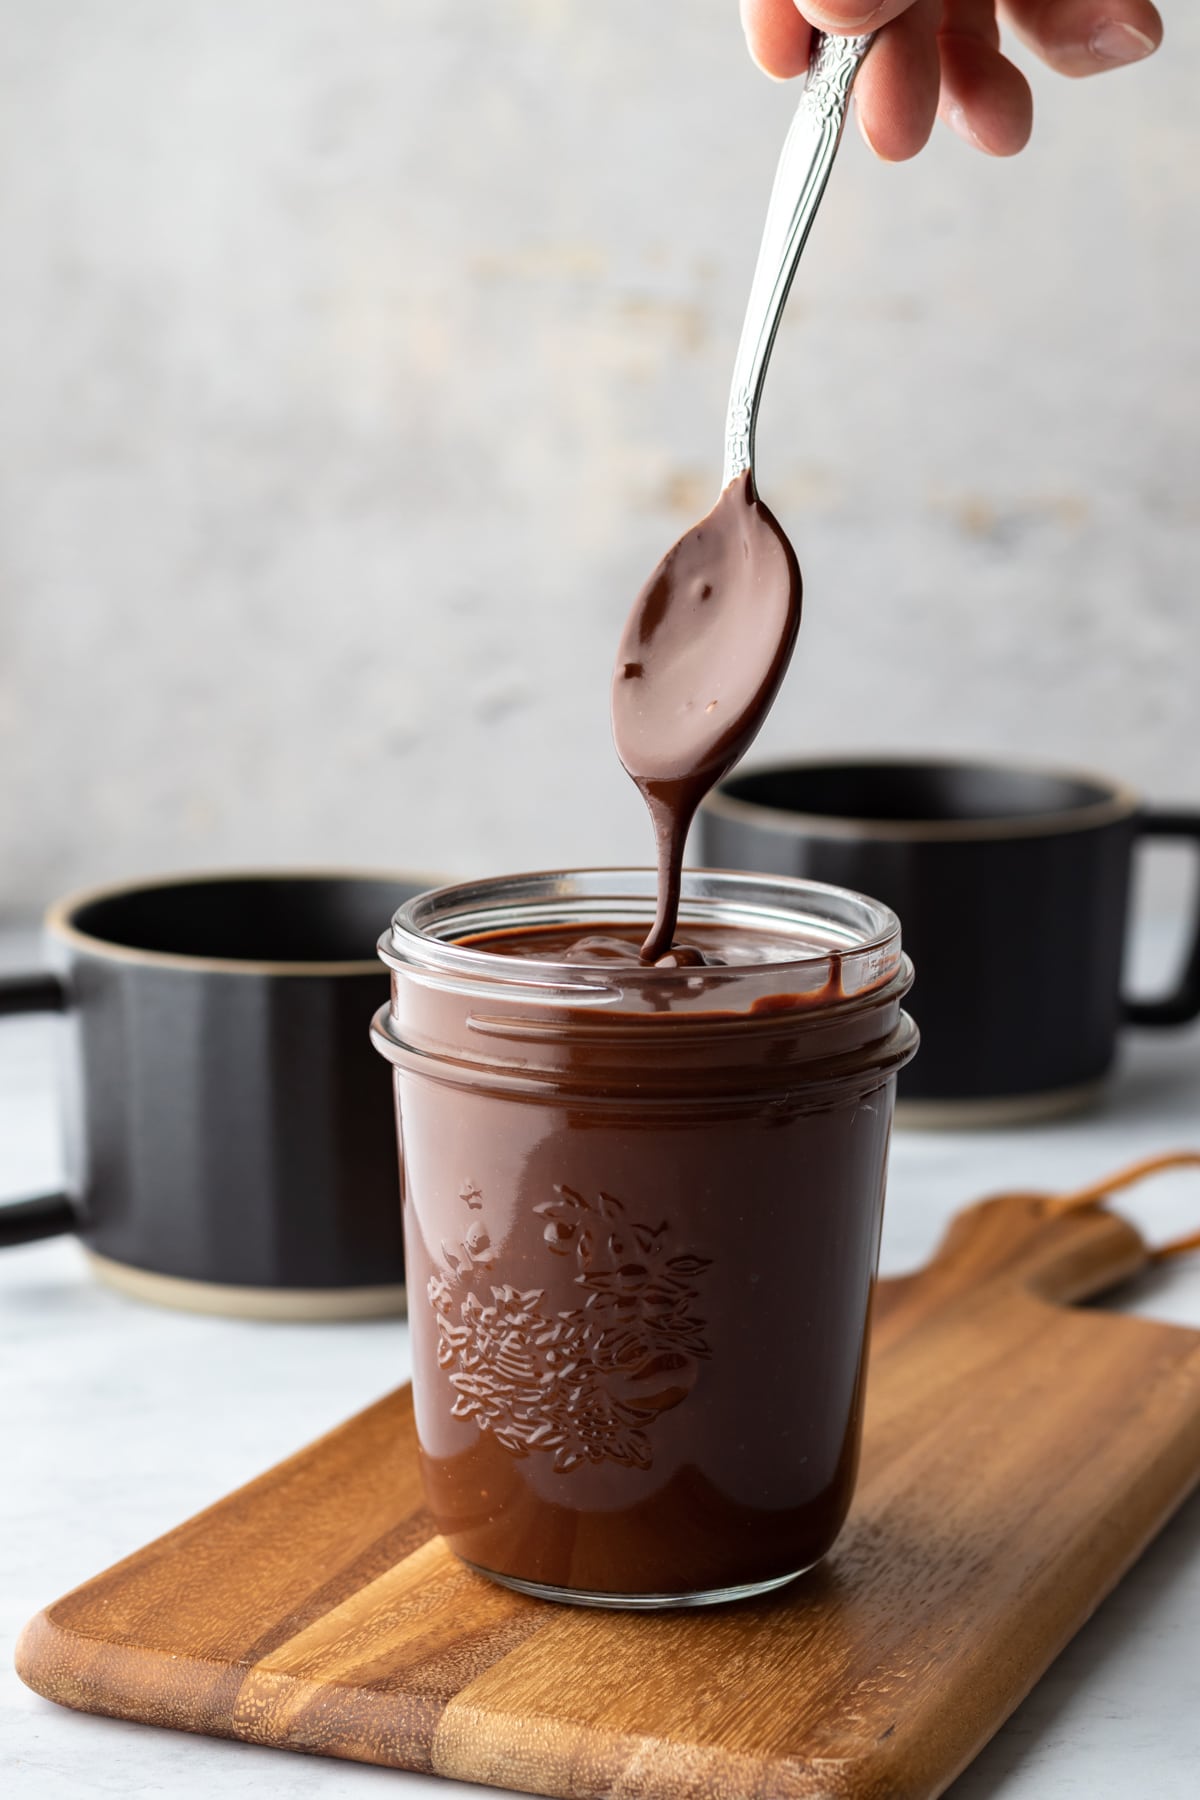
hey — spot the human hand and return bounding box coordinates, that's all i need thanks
[739,1,1163,159]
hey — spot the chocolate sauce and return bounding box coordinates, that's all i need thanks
[455,919,817,970]
[612,471,801,963]
[455,919,848,1013]
[388,916,916,1600]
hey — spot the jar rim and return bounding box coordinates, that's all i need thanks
[378,867,902,1009]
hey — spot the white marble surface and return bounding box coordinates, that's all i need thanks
[3,942,1200,1796]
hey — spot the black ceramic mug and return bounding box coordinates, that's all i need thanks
[0,871,429,1315]
[701,758,1200,1124]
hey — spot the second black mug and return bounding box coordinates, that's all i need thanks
[701,757,1200,1123]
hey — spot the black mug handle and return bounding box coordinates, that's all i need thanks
[0,970,77,1247]
[1122,810,1200,1028]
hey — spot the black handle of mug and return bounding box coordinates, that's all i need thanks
[0,970,77,1247]
[1122,811,1200,1028]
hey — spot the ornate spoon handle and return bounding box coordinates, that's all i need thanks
[723,32,874,489]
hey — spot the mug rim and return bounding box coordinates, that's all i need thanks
[701,754,1141,844]
[45,867,445,977]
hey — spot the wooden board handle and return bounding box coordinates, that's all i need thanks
[876,1195,1144,1350]
[877,1153,1200,1350]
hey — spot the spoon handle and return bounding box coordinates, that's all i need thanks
[723,31,874,490]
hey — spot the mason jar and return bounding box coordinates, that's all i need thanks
[371,868,917,1608]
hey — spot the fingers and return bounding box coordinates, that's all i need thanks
[800,0,915,28]
[939,0,1033,155]
[741,0,1162,164]
[853,0,942,162]
[739,0,811,79]
[739,0,917,80]
[740,0,1022,164]
[741,0,940,159]
[1000,0,1162,79]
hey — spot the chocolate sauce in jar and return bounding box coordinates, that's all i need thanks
[375,875,917,1604]
[455,919,812,971]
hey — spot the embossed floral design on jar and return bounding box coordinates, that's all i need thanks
[429,1183,711,1474]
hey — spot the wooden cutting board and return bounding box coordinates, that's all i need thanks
[17,1183,1200,1799]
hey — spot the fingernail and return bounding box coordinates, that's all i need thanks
[1089,20,1157,65]
[944,102,985,151]
[807,3,885,29]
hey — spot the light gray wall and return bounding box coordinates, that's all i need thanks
[1,2,1196,920]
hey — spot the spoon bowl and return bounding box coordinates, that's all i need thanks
[612,472,801,962]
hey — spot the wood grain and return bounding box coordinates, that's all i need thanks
[17,1190,1200,1799]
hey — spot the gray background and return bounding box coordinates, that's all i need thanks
[1,1,1196,921]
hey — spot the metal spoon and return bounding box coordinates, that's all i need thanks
[723,30,875,488]
[612,31,875,962]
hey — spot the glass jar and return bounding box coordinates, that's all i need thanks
[372,868,917,1608]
